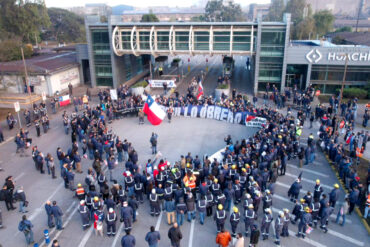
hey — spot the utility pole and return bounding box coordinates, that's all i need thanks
[21,47,31,97]
[355,0,364,32]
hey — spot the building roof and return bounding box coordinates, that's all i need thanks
[290,40,338,47]
[0,52,79,76]
[326,32,370,46]
[334,19,370,28]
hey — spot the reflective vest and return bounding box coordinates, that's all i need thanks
[150,194,158,202]
[76,187,85,196]
[125,176,133,184]
[134,183,142,190]
[183,175,196,189]
[165,187,172,195]
[198,200,206,208]
[216,210,226,219]
[246,210,255,219]
[79,205,88,214]
[212,183,220,192]
[107,212,116,222]
[231,212,240,222]
[356,148,363,158]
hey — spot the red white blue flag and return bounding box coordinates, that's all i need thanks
[143,95,166,125]
[197,81,204,100]
[59,95,70,107]
[245,114,256,122]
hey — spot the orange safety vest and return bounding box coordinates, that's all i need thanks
[76,187,85,195]
[82,96,88,104]
[356,147,363,158]
[183,175,196,189]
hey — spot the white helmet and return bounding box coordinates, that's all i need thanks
[246,193,251,199]
[126,171,131,176]
[109,208,114,213]
[152,189,156,194]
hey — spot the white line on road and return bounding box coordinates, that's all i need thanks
[287,164,329,177]
[29,182,64,221]
[327,229,364,246]
[155,211,163,231]
[276,181,308,194]
[0,137,14,147]
[78,226,94,247]
[285,173,332,190]
[111,223,125,247]
[40,202,77,247]
[188,218,195,247]
[14,172,25,181]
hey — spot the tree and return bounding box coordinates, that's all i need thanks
[335,26,352,33]
[0,0,50,43]
[141,10,159,22]
[294,17,315,39]
[204,0,244,22]
[191,15,206,21]
[285,0,307,23]
[265,0,285,21]
[313,10,335,37]
[46,8,86,43]
[0,39,33,62]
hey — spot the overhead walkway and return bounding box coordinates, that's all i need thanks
[112,22,257,57]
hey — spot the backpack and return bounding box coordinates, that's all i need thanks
[18,221,25,232]
[85,176,92,186]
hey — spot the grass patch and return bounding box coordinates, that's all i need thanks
[131,81,148,88]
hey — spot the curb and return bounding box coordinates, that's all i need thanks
[323,153,370,234]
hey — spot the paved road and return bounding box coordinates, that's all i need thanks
[0,101,369,247]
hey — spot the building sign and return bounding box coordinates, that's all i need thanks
[327,51,370,62]
[306,49,322,63]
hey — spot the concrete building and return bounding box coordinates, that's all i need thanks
[0,52,82,96]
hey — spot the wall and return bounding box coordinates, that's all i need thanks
[1,75,23,93]
[48,67,80,96]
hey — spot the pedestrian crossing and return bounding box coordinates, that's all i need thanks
[284,172,333,190]
[287,164,329,177]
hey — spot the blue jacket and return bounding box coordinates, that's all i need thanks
[51,205,63,217]
[121,234,135,247]
[145,231,160,245]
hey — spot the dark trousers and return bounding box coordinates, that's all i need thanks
[349,202,355,214]
[5,200,15,210]
[206,206,212,216]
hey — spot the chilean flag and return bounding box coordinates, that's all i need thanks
[143,95,166,125]
[245,114,256,122]
[196,81,204,100]
[59,95,70,107]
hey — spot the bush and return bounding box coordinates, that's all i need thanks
[217,83,229,89]
[342,88,368,99]
[132,81,148,88]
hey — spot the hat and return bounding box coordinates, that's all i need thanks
[245,164,250,168]
[355,176,360,181]
[316,179,320,184]
[214,178,218,183]
[80,200,85,205]
[300,198,305,203]
[232,164,236,169]
[283,208,289,213]
[246,193,251,199]
[123,201,128,206]
[248,204,254,209]
[264,208,271,214]
[126,171,131,176]
[334,184,339,189]
[77,183,82,187]
[109,208,114,213]
[94,196,99,201]
[279,211,284,217]
[265,189,270,194]
[305,207,310,213]
[151,189,156,194]
[242,168,246,172]
[233,207,238,213]
[218,204,223,210]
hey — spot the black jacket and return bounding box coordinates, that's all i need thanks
[250,228,260,244]
[168,227,182,243]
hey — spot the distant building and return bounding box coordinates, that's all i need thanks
[247,3,270,21]
[68,3,112,17]
[0,52,83,96]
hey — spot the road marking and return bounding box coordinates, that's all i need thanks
[188,218,195,247]
[287,164,329,177]
[77,226,94,247]
[0,137,14,147]
[327,229,364,246]
[40,202,77,247]
[285,172,332,190]
[112,222,125,247]
[29,182,64,221]
[272,194,351,223]
[276,181,308,194]
[155,211,163,231]
[14,172,25,181]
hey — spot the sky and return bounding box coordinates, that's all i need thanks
[45,0,271,9]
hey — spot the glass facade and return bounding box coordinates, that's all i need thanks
[311,65,370,94]
[92,29,113,86]
[258,27,286,91]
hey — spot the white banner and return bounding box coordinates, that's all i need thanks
[148,80,176,88]
[110,89,118,100]
[245,117,267,128]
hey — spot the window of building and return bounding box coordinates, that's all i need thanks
[125,55,132,81]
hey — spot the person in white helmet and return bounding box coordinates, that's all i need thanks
[106,207,117,237]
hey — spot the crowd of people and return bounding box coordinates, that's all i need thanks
[0,77,369,247]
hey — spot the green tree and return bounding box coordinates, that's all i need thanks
[294,17,315,39]
[204,0,243,22]
[313,10,335,36]
[285,0,307,23]
[0,39,33,62]
[46,8,86,43]
[335,26,352,33]
[141,10,159,22]
[0,0,50,42]
[265,0,285,21]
